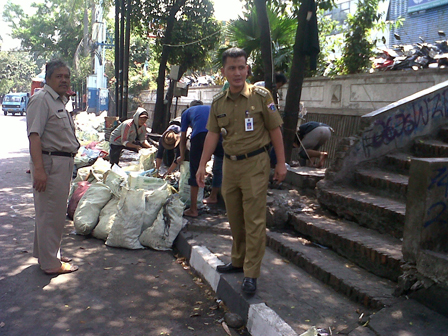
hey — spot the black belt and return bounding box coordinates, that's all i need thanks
[225,145,270,161]
[42,151,76,158]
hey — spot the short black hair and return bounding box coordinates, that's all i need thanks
[189,100,203,107]
[222,47,247,66]
[45,60,70,81]
[275,72,287,85]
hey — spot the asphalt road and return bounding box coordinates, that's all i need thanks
[0,113,235,336]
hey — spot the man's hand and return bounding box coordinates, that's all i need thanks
[273,163,287,183]
[33,167,47,192]
[196,166,206,188]
[176,155,184,165]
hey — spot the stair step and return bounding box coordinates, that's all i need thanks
[317,181,406,238]
[355,167,408,201]
[266,230,398,309]
[413,139,448,157]
[438,126,448,143]
[384,152,413,173]
[288,212,403,281]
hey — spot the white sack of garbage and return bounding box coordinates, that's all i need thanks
[74,182,113,235]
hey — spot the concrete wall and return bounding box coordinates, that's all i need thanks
[326,80,448,183]
[140,68,448,119]
[403,158,448,286]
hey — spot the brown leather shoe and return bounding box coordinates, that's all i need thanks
[216,263,243,273]
[242,277,257,294]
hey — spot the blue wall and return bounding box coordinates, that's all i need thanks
[389,1,448,46]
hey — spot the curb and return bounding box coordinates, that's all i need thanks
[175,232,299,336]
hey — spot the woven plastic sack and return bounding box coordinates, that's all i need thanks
[74,182,113,235]
[139,147,158,171]
[141,184,171,233]
[103,169,126,198]
[128,174,166,191]
[106,188,145,249]
[139,194,185,250]
[178,161,203,206]
[92,196,120,241]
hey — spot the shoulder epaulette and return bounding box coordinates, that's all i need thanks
[254,86,268,98]
[212,91,226,102]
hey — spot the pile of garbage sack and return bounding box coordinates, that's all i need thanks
[67,156,193,251]
[66,111,200,251]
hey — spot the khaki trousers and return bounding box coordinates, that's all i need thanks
[221,151,270,278]
[31,155,74,270]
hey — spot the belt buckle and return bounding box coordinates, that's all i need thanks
[230,155,237,161]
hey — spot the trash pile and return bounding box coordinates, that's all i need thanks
[67,111,197,251]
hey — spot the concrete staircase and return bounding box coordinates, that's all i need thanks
[270,81,448,313]
[262,127,448,316]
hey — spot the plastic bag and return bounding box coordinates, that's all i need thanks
[106,188,145,249]
[74,182,112,235]
[139,194,185,250]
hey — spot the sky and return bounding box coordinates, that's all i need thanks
[0,0,244,51]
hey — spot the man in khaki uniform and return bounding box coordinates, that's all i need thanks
[27,60,80,275]
[196,48,287,294]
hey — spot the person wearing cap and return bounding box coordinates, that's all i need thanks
[27,60,80,275]
[108,107,151,166]
[177,100,224,217]
[155,124,181,176]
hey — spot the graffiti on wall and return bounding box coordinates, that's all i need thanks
[424,165,448,228]
[359,88,448,158]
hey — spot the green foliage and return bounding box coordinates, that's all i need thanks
[314,9,342,76]
[132,0,220,77]
[2,0,86,63]
[338,0,381,74]
[223,4,297,81]
[0,51,38,95]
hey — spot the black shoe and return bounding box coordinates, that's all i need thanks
[216,263,244,273]
[242,277,257,294]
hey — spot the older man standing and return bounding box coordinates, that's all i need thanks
[27,60,80,275]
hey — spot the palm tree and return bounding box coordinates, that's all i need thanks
[221,4,297,81]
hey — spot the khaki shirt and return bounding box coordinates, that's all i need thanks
[27,84,80,153]
[207,82,283,156]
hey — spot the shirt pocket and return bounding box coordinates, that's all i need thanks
[217,114,230,128]
[251,109,264,128]
[55,110,71,129]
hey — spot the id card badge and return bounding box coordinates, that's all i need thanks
[245,118,254,131]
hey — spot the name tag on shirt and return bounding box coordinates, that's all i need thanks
[245,118,254,131]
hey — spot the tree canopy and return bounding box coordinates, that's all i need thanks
[0,52,38,95]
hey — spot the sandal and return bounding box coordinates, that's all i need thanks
[44,262,79,275]
[60,256,72,263]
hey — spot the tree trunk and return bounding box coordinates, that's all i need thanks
[283,2,308,163]
[254,0,276,101]
[152,0,187,134]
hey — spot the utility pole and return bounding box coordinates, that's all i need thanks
[114,0,131,121]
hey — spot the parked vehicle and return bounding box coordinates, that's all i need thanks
[434,31,448,67]
[2,92,30,116]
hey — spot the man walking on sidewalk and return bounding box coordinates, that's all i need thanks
[196,47,287,294]
[27,60,80,275]
[177,100,224,217]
